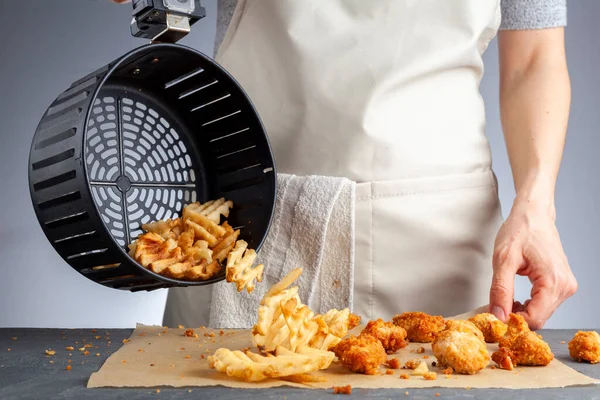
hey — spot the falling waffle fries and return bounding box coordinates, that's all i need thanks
[251,268,360,353]
[128,198,263,288]
[208,267,361,382]
[226,240,265,293]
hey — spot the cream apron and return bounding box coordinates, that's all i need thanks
[164,0,504,326]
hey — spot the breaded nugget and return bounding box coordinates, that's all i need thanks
[392,312,445,343]
[432,330,490,375]
[332,334,387,375]
[499,313,529,348]
[510,331,554,366]
[492,330,554,369]
[569,331,600,364]
[360,319,408,354]
[444,320,484,342]
[469,313,508,343]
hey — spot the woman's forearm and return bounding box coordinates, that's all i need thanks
[498,29,571,219]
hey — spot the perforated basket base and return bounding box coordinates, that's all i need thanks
[86,83,206,247]
[29,44,276,291]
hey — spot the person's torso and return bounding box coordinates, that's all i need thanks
[216,0,501,183]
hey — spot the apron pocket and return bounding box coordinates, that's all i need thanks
[354,171,503,320]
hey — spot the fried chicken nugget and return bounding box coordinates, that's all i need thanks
[444,320,485,342]
[332,334,387,375]
[360,319,408,354]
[510,331,554,366]
[392,312,445,343]
[569,331,600,364]
[492,314,554,369]
[499,313,530,349]
[432,330,490,375]
[469,313,508,343]
[493,331,554,369]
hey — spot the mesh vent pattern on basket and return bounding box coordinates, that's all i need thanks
[85,94,198,246]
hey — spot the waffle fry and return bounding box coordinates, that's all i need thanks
[142,218,183,240]
[133,233,179,267]
[183,204,227,238]
[251,268,359,353]
[225,240,264,293]
[128,198,262,287]
[187,198,233,224]
[208,345,334,382]
[184,219,219,247]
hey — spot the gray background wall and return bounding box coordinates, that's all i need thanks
[0,0,597,329]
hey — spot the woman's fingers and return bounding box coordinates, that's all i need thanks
[516,278,556,329]
[489,243,522,322]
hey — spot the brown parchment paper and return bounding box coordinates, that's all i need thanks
[88,323,599,390]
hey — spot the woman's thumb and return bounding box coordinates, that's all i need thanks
[489,267,516,322]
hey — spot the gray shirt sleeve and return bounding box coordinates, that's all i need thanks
[500,0,567,30]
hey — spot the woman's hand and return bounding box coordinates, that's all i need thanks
[489,194,577,329]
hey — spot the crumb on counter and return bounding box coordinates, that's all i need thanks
[442,367,453,375]
[400,373,410,379]
[386,369,394,375]
[424,372,437,380]
[185,329,195,337]
[416,346,425,354]
[387,358,401,369]
[332,385,352,395]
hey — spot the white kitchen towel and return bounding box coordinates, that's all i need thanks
[208,173,356,328]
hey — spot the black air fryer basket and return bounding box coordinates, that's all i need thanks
[28,44,276,291]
